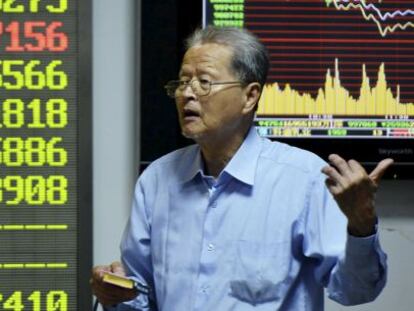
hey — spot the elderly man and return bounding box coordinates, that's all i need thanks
[91,26,392,310]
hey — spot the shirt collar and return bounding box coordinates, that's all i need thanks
[181,127,262,186]
[181,145,204,183]
[221,126,262,186]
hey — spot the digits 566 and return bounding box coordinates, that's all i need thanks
[0,60,67,90]
[0,291,67,311]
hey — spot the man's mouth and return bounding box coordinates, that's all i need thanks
[183,108,200,119]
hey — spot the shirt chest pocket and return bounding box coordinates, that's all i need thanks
[229,240,296,305]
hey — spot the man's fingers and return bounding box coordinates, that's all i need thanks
[322,165,345,189]
[94,282,135,299]
[95,288,134,307]
[347,159,365,175]
[110,261,125,275]
[91,275,137,306]
[328,154,353,178]
[92,265,111,280]
[91,263,138,307]
[325,177,341,195]
[369,158,394,184]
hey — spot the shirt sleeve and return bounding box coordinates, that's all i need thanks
[302,172,387,306]
[107,171,156,310]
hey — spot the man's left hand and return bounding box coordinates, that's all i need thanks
[321,154,393,237]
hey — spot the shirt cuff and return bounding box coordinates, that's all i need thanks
[346,232,377,254]
[346,217,378,250]
[345,219,384,263]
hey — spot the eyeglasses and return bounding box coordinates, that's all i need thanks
[164,79,242,98]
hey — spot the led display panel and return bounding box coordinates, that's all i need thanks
[0,0,92,310]
[203,0,414,139]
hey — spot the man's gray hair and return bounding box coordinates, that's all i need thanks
[185,26,269,88]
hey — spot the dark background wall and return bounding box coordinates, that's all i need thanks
[141,0,202,167]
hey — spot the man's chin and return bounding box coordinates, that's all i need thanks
[181,129,204,141]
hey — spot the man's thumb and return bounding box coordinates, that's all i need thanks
[369,158,394,184]
[110,261,125,275]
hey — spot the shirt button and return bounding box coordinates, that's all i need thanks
[200,285,209,293]
[207,243,215,251]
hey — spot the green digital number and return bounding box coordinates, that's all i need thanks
[27,98,45,128]
[3,176,24,205]
[27,291,41,311]
[28,0,41,12]
[3,291,23,311]
[0,98,68,129]
[0,60,68,90]
[2,99,24,128]
[328,129,347,136]
[2,137,24,166]
[0,175,68,205]
[46,60,68,90]
[46,99,68,128]
[1,0,24,13]
[47,176,68,205]
[25,60,46,89]
[0,291,68,311]
[47,0,68,13]
[25,137,47,166]
[26,175,46,204]
[47,137,68,166]
[0,137,67,167]
[1,60,25,90]
[46,291,67,311]
[0,0,68,13]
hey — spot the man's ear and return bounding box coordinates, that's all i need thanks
[242,82,261,114]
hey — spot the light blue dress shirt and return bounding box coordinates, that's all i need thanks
[111,127,387,311]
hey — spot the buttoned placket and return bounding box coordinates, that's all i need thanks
[193,177,223,310]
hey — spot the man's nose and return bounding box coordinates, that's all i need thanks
[181,81,197,99]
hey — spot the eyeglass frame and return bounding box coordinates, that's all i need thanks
[164,79,243,98]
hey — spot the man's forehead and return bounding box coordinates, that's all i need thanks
[181,43,234,68]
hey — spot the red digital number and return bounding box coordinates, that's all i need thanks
[46,22,68,52]
[25,21,47,51]
[1,21,68,52]
[5,21,24,52]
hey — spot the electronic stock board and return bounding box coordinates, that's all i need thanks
[204,0,414,139]
[0,0,92,310]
